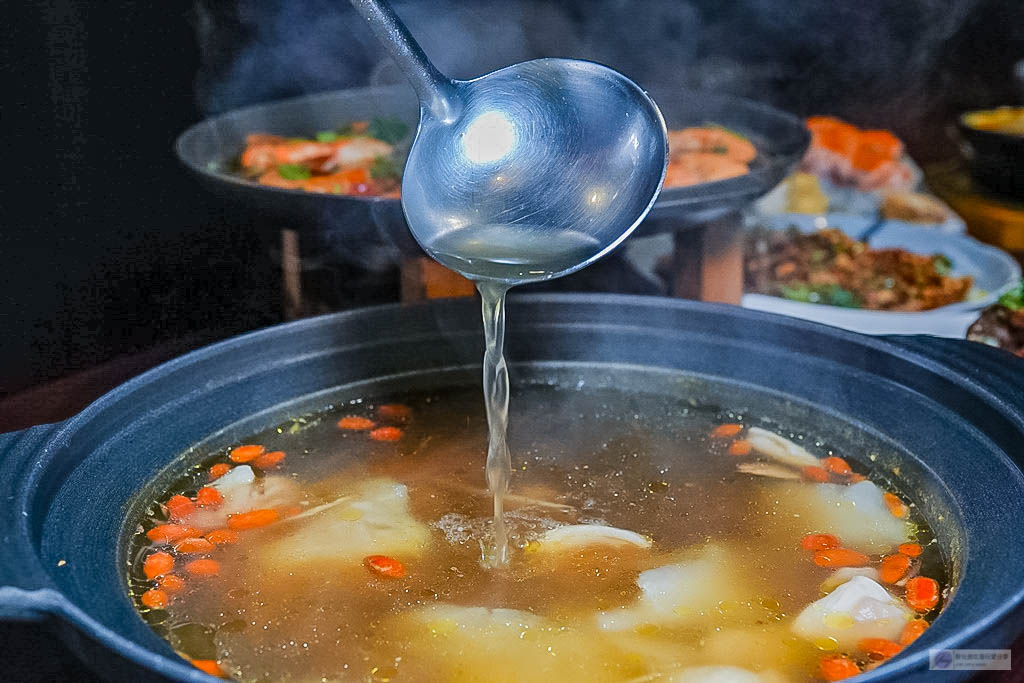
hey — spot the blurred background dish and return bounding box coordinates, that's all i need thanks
[175,85,810,262]
[740,214,1020,336]
[757,211,966,237]
[958,106,1024,200]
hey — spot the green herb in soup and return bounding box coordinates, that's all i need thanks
[126,384,946,682]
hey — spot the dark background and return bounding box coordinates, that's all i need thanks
[3,0,1023,400]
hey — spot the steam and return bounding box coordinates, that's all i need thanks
[193,0,978,127]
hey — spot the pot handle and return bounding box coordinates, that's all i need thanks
[0,424,64,621]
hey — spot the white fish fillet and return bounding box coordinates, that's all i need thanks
[597,545,747,631]
[392,604,648,683]
[820,566,882,594]
[793,575,913,648]
[255,478,430,569]
[746,427,820,468]
[537,524,652,552]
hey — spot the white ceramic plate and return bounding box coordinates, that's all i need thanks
[758,211,966,237]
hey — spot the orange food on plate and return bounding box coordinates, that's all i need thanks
[710,423,743,438]
[140,589,168,609]
[165,494,195,519]
[229,444,265,463]
[369,426,404,442]
[806,116,861,157]
[158,574,186,593]
[664,126,756,188]
[819,654,860,681]
[143,551,174,580]
[852,130,903,172]
[802,115,912,192]
[239,117,407,197]
[906,576,941,611]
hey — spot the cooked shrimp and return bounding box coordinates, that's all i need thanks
[240,134,286,174]
[242,136,393,175]
[665,152,748,187]
[668,127,757,164]
[321,137,394,172]
[241,138,338,174]
[257,167,371,195]
[237,117,407,197]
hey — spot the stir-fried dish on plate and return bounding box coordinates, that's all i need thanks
[238,117,409,197]
[238,120,757,196]
[745,227,974,311]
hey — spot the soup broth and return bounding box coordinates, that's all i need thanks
[126,376,946,682]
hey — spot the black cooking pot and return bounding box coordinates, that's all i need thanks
[2,295,1023,682]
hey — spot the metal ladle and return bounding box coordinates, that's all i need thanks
[351,0,668,283]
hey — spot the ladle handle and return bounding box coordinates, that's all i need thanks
[349,0,460,121]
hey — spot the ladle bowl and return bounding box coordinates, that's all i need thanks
[350,0,668,282]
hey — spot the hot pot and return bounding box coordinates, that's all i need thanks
[1,294,1023,681]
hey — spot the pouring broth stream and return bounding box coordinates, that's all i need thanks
[425,223,606,565]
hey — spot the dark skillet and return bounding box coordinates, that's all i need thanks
[1,295,1023,681]
[174,85,808,264]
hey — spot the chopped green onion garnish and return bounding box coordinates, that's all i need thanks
[277,163,312,180]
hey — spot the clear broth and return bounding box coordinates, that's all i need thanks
[127,379,946,682]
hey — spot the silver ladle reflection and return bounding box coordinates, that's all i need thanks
[350,0,669,283]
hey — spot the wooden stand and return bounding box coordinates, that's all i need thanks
[280,211,747,311]
[281,229,304,320]
[667,212,745,304]
[393,214,746,304]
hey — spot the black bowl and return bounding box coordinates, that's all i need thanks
[174,86,808,268]
[957,110,1024,200]
[2,295,1023,682]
